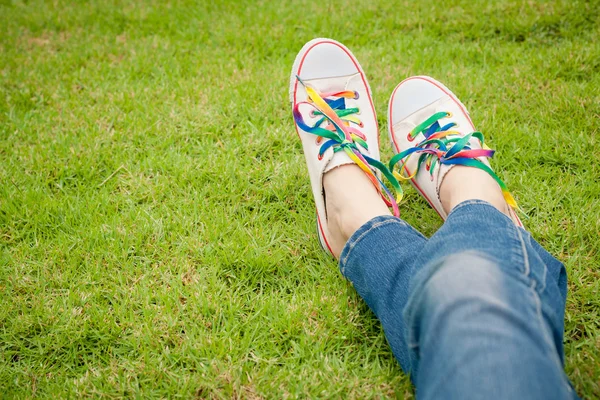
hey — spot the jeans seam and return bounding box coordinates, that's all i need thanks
[521,229,547,293]
[515,226,567,389]
[511,222,529,276]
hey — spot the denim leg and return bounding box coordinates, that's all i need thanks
[339,215,427,372]
[404,200,575,399]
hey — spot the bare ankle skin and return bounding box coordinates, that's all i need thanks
[322,164,512,259]
[322,165,391,259]
[439,166,511,218]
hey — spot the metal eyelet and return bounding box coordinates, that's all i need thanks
[317,153,323,161]
[407,133,415,142]
[358,121,364,128]
[315,136,323,145]
[354,91,360,100]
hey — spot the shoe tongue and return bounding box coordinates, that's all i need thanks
[323,151,354,174]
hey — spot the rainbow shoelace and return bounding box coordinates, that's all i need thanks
[293,76,403,217]
[389,111,519,211]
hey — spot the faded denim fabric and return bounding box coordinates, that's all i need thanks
[339,200,577,400]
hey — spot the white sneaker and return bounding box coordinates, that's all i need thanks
[387,75,523,226]
[289,38,401,256]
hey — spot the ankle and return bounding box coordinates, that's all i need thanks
[325,201,364,245]
[322,165,391,258]
[439,166,510,217]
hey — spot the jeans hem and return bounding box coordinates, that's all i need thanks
[339,215,419,276]
[448,199,516,227]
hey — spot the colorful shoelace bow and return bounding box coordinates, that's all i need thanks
[389,111,520,211]
[293,76,403,217]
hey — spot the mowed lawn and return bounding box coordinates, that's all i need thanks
[1,0,599,397]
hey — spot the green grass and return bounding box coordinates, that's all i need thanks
[1,0,599,397]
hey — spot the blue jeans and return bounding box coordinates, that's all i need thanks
[340,200,577,399]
